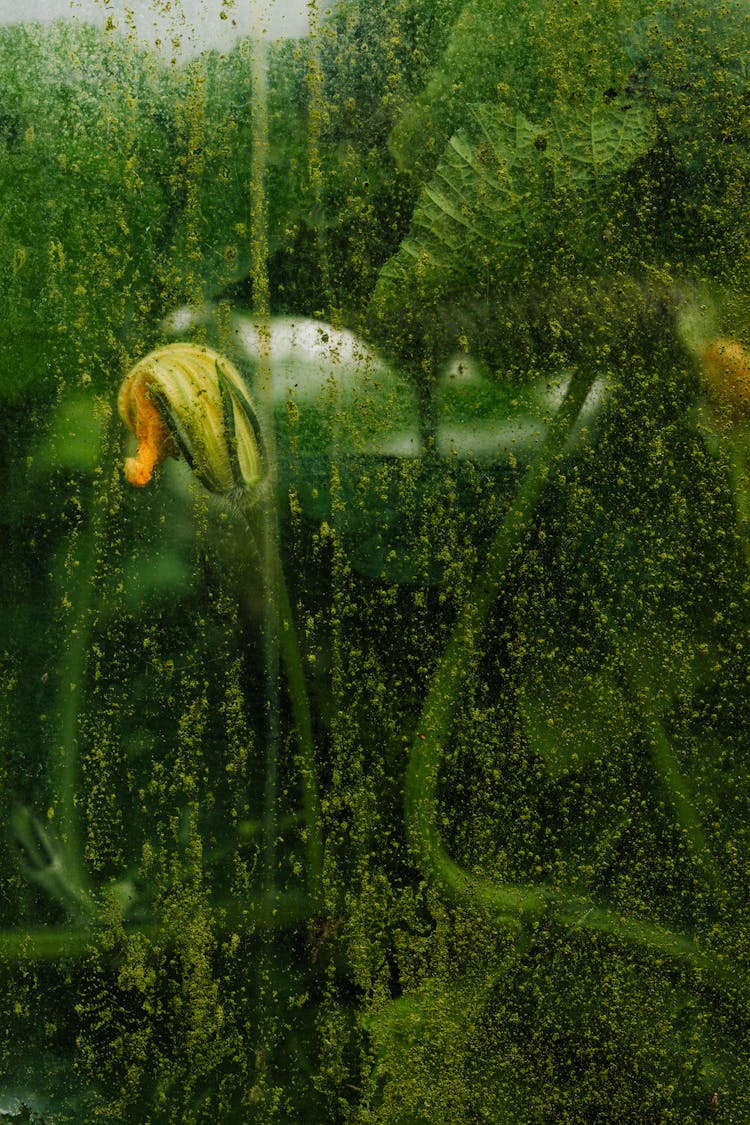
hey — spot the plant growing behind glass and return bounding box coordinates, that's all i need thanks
[108,309,742,1014]
[118,341,323,909]
[10,0,745,1012]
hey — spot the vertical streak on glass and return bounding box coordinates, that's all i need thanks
[249,2,281,901]
[52,496,96,912]
[248,7,282,1102]
[183,59,208,307]
[305,0,330,306]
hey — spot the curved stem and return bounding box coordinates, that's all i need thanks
[623,655,725,902]
[404,366,728,973]
[722,423,750,567]
[406,365,596,890]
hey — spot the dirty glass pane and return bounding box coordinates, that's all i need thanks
[2,0,749,1119]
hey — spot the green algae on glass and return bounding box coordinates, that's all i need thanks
[1,0,750,1120]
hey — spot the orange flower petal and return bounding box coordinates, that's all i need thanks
[122,379,176,487]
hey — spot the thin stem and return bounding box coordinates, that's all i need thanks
[404,364,728,963]
[722,423,750,567]
[624,658,725,901]
[404,363,732,974]
[244,9,323,906]
[242,502,323,909]
[45,417,119,919]
[51,517,97,916]
[420,863,725,985]
[0,889,311,961]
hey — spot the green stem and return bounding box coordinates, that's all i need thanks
[45,421,121,921]
[722,423,750,567]
[0,889,311,961]
[240,11,324,912]
[242,500,323,911]
[405,367,721,964]
[625,658,725,901]
[51,518,97,917]
[406,365,595,891]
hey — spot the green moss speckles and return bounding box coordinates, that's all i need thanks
[2,0,750,1120]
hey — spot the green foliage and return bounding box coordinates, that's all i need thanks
[2,1,750,1121]
[372,94,656,375]
[0,21,174,399]
[388,0,649,176]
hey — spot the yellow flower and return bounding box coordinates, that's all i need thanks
[118,342,264,495]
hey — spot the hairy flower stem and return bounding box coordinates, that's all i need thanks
[241,501,323,911]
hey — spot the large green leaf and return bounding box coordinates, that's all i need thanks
[549,97,656,193]
[377,104,546,297]
[375,96,655,306]
[387,0,648,178]
[621,0,750,194]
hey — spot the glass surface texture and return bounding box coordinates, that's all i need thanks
[1,1,749,1120]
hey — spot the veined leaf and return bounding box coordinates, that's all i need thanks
[550,97,656,192]
[374,95,654,308]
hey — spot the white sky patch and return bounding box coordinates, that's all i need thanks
[0,0,310,58]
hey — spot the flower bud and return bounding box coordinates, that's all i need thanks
[700,337,750,425]
[118,342,264,495]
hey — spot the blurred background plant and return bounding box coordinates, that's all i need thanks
[2,1,750,1121]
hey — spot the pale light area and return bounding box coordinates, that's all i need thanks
[164,306,425,457]
[166,309,385,379]
[0,0,310,58]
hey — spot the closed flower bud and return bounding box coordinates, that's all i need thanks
[118,342,264,496]
[700,337,750,424]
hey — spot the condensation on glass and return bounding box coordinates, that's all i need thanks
[0,1,748,1120]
